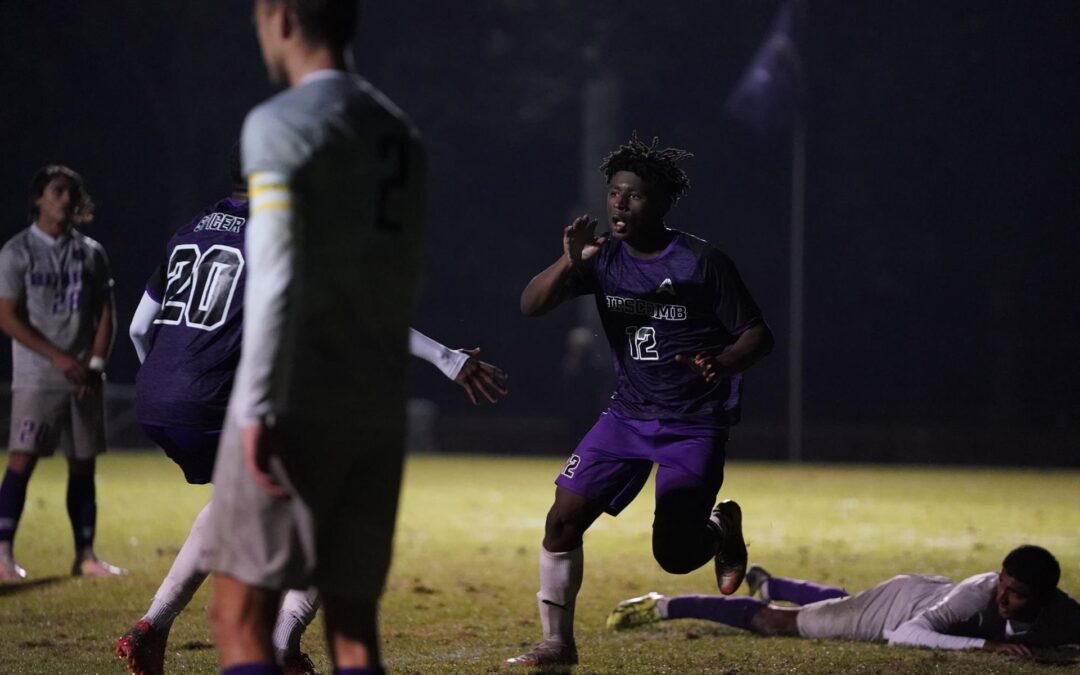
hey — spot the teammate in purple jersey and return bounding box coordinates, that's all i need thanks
[117,152,507,675]
[507,136,774,667]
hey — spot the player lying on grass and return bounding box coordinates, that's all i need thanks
[116,150,507,675]
[507,135,773,667]
[607,545,1080,655]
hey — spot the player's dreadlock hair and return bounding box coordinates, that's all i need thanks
[599,134,693,206]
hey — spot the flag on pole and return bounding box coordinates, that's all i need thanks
[726,1,803,134]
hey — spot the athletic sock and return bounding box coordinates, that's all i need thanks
[273,587,320,659]
[0,467,30,544]
[764,577,848,605]
[664,595,766,629]
[333,668,385,675]
[143,503,213,628]
[221,663,282,675]
[537,546,583,645]
[66,473,96,555]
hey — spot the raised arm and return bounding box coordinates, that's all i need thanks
[520,215,605,317]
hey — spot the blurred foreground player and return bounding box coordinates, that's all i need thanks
[608,545,1080,656]
[117,153,505,675]
[200,1,427,674]
[507,136,773,667]
[0,165,124,580]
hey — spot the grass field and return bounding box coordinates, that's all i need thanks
[0,452,1077,674]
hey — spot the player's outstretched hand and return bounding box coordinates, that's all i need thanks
[242,423,290,498]
[454,348,509,404]
[981,641,1033,657]
[52,352,87,385]
[564,215,607,264]
[676,352,729,384]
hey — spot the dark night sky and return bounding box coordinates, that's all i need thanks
[1,2,1077,460]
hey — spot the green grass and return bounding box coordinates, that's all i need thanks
[0,452,1077,674]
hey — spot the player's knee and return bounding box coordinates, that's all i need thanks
[651,521,709,574]
[652,543,700,575]
[543,508,583,551]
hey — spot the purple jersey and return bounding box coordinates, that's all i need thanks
[136,197,248,429]
[568,231,763,427]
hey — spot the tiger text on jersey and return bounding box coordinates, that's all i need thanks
[604,295,687,321]
[194,212,247,234]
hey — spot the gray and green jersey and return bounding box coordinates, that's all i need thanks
[0,225,113,390]
[231,69,426,429]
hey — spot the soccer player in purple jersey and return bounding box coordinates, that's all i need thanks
[507,136,774,667]
[116,151,507,675]
[0,165,124,581]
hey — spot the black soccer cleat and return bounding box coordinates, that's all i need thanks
[711,499,747,595]
[745,563,772,600]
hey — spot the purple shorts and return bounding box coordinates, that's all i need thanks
[141,424,221,484]
[555,410,728,516]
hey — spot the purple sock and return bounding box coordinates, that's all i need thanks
[0,467,31,543]
[665,595,766,629]
[334,668,385,675]
[221,662,283,675]
[66,473,96,554]
[765,577,848,605]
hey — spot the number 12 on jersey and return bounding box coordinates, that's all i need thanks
[625,326,659,361]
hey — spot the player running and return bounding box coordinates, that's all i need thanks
[607,545,1080,656]
[507,135,774,667]
[115,152,506,675]
[0,165,124,581]
[201,1,431,673]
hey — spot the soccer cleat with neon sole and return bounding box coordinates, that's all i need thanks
[606,591,664,630]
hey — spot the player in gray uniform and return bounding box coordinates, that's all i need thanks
[0,165,123,580]
[200,2,425,674]
[607,545,1080,657]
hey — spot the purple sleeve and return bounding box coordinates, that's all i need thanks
[707,250,762,334]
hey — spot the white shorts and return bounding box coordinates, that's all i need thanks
[797,574,953,642]
[200,412,405,600]
[8,388,106,459]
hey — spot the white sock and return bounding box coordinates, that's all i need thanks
[538,546,583,645]
[273,587,321,659]
[760,579,772,603]
[142,503,212,629]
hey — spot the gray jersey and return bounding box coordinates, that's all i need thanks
[797,573,966,642]
[232,70,425,428]
[0,225,113,390]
